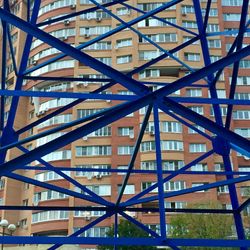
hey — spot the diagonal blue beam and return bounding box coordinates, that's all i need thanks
[116,104,153,205]
[238,198,250,213]
[116,104,152,206]
[122,174,250,207]
[120,1,197,36]
[6,172,105,204]
[18,145,112,206]
[125,150,213,204]
[0,97,153,176]
[153,104,167,240]
[0,100,135,152]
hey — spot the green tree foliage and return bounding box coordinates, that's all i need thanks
[169,202,234,250]
[98,219,157,250]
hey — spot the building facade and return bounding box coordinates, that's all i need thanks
[0,0,250,248]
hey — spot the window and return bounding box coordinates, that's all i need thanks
[161,121,182,133]
[74,209,105,217]
[222,0,243,6]
[117,55,132,64]
[74,226,109,237]
[184,53,200,61]
[188,106,204,115]
[182,21,197,29]
[189,143,206,153]
[139,69,160,79]
[139,33,177,43]
[32,211,68,223]
[118,146,134,155]
[207,24,220,32]
[241,187,250,196]
[34,191,68,203]
[162,141,184,151]
[208,39,221,48]
[142,182,158,193]
[40,150,71,162]
[139,50,163,60]
[210,107,228,116]
[192,182,209,192]
[138,18,176,27]
[181,5,194,14]
[76,146,112,156]
[80,26,111,36]
[223,13,241,21]
[238,166,250,176]
[118,127,134,137]
[186,88,202,97]
[233,110,250,120]
[141,141,155,152]
[20,219,27,228]
[117,7,130,16]
[188,125,205,134]
[37,114,72,128]
[217,185,229,194]
[118,184,135,194]
[88,126,111,137]
[80,10,111,20]
[22,199,29,206]
[235,128,250,138]
[165,201,186,209]
[0,179,5,189]
[235,93,250,100]
[164,181,186,191]
[215,163,225,172]
[77,108,103,119]
[116,38,132,48]
[35,170,70,182]
[84,185,111,196]
[84,41,112,51]
[163,160,184,171]
[191,164,208,171]
[75,164,111,177]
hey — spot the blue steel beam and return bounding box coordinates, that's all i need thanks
[153,104,167,240]
[122,174,250,207]
[0,236,249,247]
[116,104,152,205]
[0,205,234,214]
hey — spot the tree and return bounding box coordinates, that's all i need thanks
[169,202,234,250]
[98,219,157,250]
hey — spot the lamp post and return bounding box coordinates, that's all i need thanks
[0,219,16,250]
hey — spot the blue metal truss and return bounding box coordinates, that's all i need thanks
[0,0,250,249]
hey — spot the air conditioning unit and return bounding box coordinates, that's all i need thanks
[244,156,250,160]
[61,36,68,41]
[86,16,92,20]
[76,82,83,86]
[85,216,91,221]
[32,60,37,66]
[129,133,134,139]
[127,10,131,16]
[16,221,21,227]
[96,17,102,22]
[83,136,88,141]
[182,13,187,16]
[23,225,28,230]
[64,20,70,26]
[70,4,76,9]
[85,34,90,38]
[114,45,119,50]
[149,131,155,136]
[106,99,111,103]
[83,82,88,87]
[96,174,102,180]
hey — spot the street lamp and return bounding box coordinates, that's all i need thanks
[0,219,16,250]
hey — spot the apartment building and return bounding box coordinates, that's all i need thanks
[0,0,249,248]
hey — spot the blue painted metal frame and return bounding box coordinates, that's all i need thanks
[0,0,249,249]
